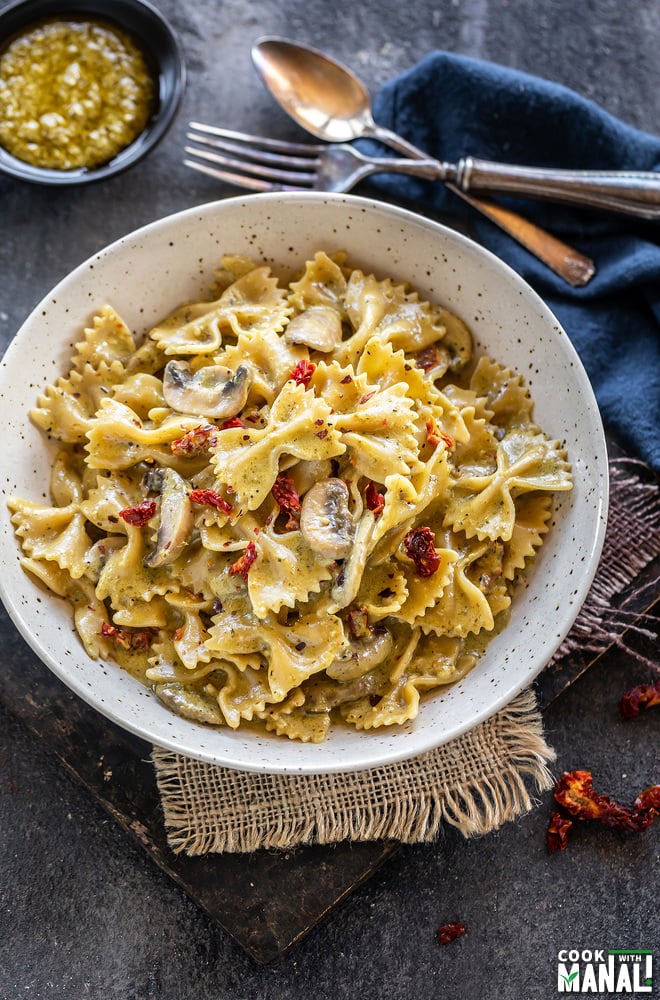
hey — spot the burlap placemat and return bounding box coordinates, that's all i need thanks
[152,457,659,856]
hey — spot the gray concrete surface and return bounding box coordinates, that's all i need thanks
[1,0,658,997]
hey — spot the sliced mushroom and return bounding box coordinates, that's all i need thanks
[326,626,394,682]
[299,478,354,559]
[144,468,193,568]
[83,536,125,583]
[154,682,225,725]
[162,360,252,418]
[284,306,343,352]
[303,671,382,712]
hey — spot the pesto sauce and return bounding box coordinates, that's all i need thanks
[0,19,156,170]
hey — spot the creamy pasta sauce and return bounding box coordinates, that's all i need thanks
[0,19,156,170]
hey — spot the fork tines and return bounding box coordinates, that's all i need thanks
[185,122,325,191]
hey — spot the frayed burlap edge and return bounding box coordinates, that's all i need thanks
[152,688,555,854]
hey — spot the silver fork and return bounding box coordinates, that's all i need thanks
[185,123,446,191]
[185,123,596,287]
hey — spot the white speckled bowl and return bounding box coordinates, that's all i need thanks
[0,193,608,773]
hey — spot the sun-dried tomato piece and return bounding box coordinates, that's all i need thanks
[271,475,301,530]
[620,679,660,719]
[365,480,385,518]
[415,346,441,372]
[425,417,454,450]
[118,499,157,526]
[347,606,371,640]
[289,359,316,388]
[189,488,232,514]
[633,785,660,816]
[546,810,573,852]
[229,541,257,579]
[554,770,658,833]
[171,423,219,456]
[101,622,157,651]
[437,922,466,946]
[403,526,441,577]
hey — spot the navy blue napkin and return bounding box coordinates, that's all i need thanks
[366,52,660,471]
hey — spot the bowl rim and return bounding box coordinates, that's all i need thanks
[0,192,610,772]
[0,0,186,185]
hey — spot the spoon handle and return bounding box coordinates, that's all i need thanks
[457,158,660,219]
[368,125,595,286]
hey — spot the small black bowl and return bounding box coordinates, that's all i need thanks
[0,0,185,184]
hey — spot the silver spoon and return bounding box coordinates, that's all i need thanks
[251,37,595,286]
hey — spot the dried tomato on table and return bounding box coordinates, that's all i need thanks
[546,769,660,852]
[403,525,441,577]
[118,499,157,526]
[437,922,467,946]
[620,679,660,719]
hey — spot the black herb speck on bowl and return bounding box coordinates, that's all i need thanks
[0,0,185,184]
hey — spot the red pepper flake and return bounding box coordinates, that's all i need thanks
[403,526,441,577]
[437,922,466,946]
[171,423,218,456]
[229,541,257,579]
[118,499,157,527]
[551,770,660,840]
[339,374,353,384]
[316,428,328,439]
[189,488,232,514]
[365,480,385,518]
[272,475,301,530]
[368,693,383,707]
[220,416,245,429]
[101,622,157,651]
[359,390,377,405]
[425,417,454,450]
[620,679,660,719]
[546,810,573,853]
[289,359,316,388]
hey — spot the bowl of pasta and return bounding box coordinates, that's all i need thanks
[0,192,608,773]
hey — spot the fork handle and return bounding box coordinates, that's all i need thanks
[368,124,595,286]
[457,158,660,219]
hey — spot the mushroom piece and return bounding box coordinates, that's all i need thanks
[303,671,382,712]
[162,360,252,418]
[154,683,225,726]
[326,626,394,682]
[284,306,343,352]
[84,536,125,583]
[299,478,355,560]
[144,468,193,568]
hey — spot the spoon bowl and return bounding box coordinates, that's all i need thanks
[252,37,377,144]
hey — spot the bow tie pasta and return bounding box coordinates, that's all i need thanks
[9,251,571,743]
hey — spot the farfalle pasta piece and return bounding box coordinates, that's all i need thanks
[215,327,306,405]
[148,266,290,355]
[469,355,534,429]
[288,250,349,313]
[72,305,136,371]
[502,493,553,580]
[444,429,572,542]
[30,359,127,443]
[210,380,345,510]
[8,499,91,579]
[85,398,200,470]
[248,524,334,618]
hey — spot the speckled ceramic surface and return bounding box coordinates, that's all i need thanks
[0,193,608,773]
